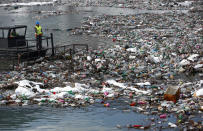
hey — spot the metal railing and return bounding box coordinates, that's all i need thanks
[0,50,17,70]
[0,33,54,70]
[0,33,89,71]
[52,44,88,56]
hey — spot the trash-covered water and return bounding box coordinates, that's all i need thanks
[0,0,203,131]
[0,0,189,46]
[0,2,113,48]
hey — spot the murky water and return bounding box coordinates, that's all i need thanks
[0,4,115,49]
[0,99,178,131]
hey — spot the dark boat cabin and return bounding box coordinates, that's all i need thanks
[0,25,27,48]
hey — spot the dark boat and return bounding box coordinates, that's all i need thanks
[0,25,88,70]
[0,25,49,61]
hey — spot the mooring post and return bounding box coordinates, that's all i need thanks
[51,33,55,56]
[73,44,75,54]
[70,48,74,71]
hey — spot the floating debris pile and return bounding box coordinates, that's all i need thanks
[0,0,202,130]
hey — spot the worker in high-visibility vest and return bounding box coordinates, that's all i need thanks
[35,21,43,50]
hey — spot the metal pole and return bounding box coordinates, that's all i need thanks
[46,38,48,47]
[73,44,75,54]
[70,48,72,56]
[26,40,29,52]
[2,30,4,38]
[70,48,74,71]
[50,33,55,56]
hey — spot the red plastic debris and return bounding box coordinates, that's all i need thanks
[130,102,136,106]
[133,125,142,128]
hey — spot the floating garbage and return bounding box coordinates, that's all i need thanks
[104,103,110,107]
[194,88,203,97]
[130,102,136,106]
[164,86,180,103]
[0,0,202,130]
[160,114,167,119]
[0,1,56,7]
[133,125,142,128]
[168,122,177,128]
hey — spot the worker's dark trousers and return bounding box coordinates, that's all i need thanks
[36,35,42,50]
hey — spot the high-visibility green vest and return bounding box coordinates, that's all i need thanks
[35,26,42,35]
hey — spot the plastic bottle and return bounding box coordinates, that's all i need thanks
[104,103,110,107]
[160,114,167,119]
[0,95,3,100]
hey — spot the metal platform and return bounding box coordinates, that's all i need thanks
[0,25,89,71]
